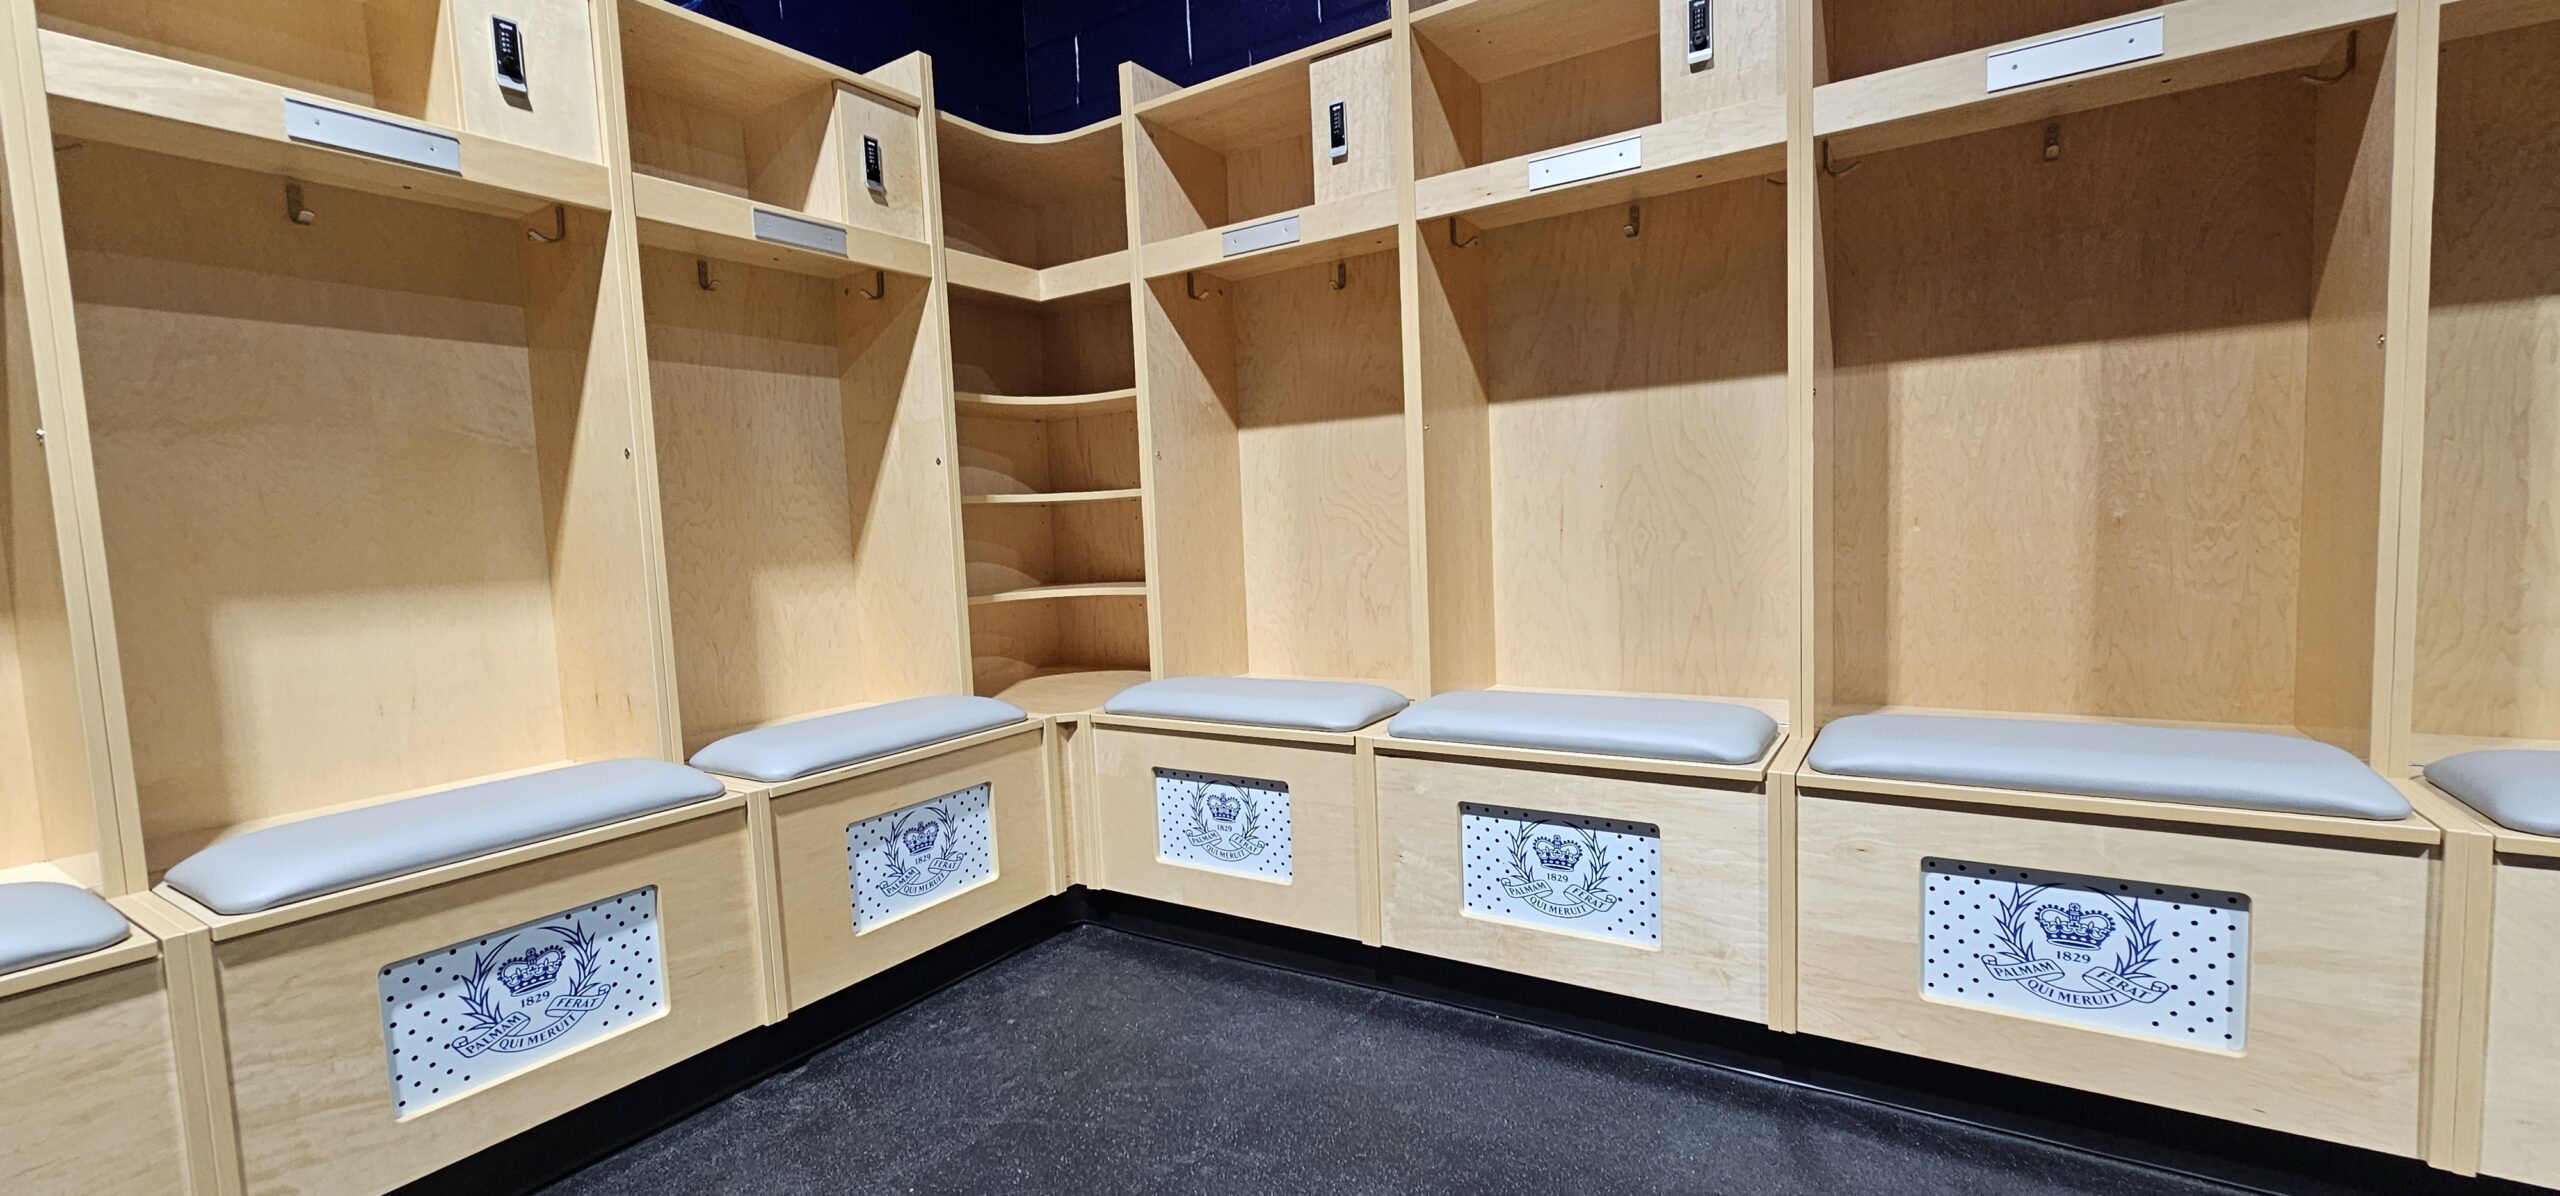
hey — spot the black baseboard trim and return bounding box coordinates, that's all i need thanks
[407,887,2533,1196]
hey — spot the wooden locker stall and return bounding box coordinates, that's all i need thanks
[1791,0,2458,1159]
[1083,39,1418,943]
[1378,83,1796,1020]
[2404,0,2560,1183]
[38,3,770,1179]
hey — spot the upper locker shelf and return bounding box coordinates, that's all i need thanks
[33,0,613,216]
[618,0,932,279]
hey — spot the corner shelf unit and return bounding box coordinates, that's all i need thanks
[33,0,610,217]
[942,163,1150,706]
[2405,1,2560,767]
[936,113,1128,302]
[618,0,931,278]
[1811,11,2399,754]
[1128,29,1400,282]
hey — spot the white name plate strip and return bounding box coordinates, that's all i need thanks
[848,783,998,932]
[379,887,666,1118]
[752,209,852,257]
[1529,135,1642,191]
[1923,858,2248,1051]
[1155,768,1294,881]
[1986,16,2165,93]
[1220,214,1302,258]
[1460,804,1661,946]
[283,99,462,173]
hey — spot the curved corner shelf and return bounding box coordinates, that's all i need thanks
[953,388,1138,420]
[962,489,1143,506]
[967,582,1149,607]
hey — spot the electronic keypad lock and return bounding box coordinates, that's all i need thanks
[493,16,529,95]
[864,135,885,194]
[1328,101,1347,160]
[1687,0,1713,65]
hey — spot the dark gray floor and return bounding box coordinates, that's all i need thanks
[547,927,2255,1195]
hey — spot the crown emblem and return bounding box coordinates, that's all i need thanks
[1205,791,1244,823]
[497,944,567,994]
[900,820,942,855]
[1533,834,1583,872]
[2035,903,2117,950]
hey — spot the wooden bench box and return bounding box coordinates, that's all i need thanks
[762,722,1055,1011]
[0,921,195,1195]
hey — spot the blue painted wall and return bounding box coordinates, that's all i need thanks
[671,0,1388,134]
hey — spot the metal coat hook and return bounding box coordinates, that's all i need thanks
[1185,271,1216,301]
[1330,261,1347,290]
[2301,30,2358,85]
[1447,217,1480,250]
[1819,140,1861,178]
[1623,205,1642,238]
[853,269,887,300]
[285,182,315,225]
[526,204,568,243]
[2042,123,2062,163]
[696,259,719,291]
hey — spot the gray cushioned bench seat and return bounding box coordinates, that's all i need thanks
[2426,750,2560,836]
[163,759,727,916]
[1806,713,2413,821]
[0,882,130,976]
[688,695,1029,784]
[1104,676,1410,733]
[1387,689,1781,766]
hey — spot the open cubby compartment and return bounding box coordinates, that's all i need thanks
[1141,247,1414,693]
[948,286,1135,409]
[33,0,604,165]
[2406,5,2560,767]
[1818,0,2163,85]
[968,593,1151,712]
[638,244,966,756]
[57,144,666,876]
[1413,170,1789,719]
[937,114,1127,271]
[1814,27,2401,752]
[618,0,925,242]
[1130,31,1397,248]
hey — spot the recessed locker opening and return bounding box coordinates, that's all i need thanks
[59,145,657,874]
[618,0,913,227]
[0,150,97,886]
[1130,35,1393,246]
[2412,11,2560,763]
[1143,248,1412,690]
[1416,175,1790,711]
[1409,0,1662,178]
[937,116,1127,270]
[1817,0,2162,85]
[639,246,961,753]
[1818,43,2395,750]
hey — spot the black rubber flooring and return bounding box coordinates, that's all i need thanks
[542,926,2277,1194]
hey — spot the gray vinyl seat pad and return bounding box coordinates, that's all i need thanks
[689,695,1029,783]
[163,759,729,916]
[1104,676,1410,733]
[1805,713,2413,821]
[2426,750,2560,836]
[0,882,130,976]
[1388,689,1780,766]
